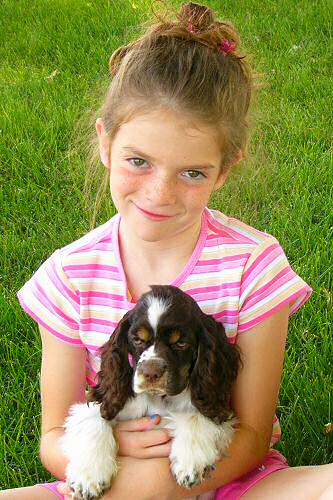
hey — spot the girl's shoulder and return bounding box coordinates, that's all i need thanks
[205,208,278,250]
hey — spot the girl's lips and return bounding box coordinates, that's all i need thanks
[134,204,173,221]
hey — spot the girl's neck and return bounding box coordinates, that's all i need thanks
[118,218,202,300]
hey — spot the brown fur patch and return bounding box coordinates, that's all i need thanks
[137,327,151,342]
[169,330,181,344]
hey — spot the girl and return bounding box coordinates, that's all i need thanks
[1,2,332,499]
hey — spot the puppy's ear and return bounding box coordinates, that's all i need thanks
[88,310,134,420]
[190,313,241,423]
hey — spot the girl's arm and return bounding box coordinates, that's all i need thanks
[39,326,87,479]
[97,303,290,500]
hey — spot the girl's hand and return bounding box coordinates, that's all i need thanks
[114,415,172,458]
[56,457,181,500]
[101,456,182,500]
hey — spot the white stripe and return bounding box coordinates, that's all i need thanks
[146,296,170,332]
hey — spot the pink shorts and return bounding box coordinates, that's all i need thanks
[39,450,288,499]
[214,449,289,499]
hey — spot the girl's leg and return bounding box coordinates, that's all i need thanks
[242,463,333,499]
[0,485,59,499]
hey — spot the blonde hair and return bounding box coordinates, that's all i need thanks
[85,2,253,226]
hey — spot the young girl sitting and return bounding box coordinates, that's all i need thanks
[1,2,332,499]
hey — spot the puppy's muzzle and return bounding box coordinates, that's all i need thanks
[138,359,167,383]
[134,358,168,394]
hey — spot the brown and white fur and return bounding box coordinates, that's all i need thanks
[61,285,241,499]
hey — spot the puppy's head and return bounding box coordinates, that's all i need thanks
[129,286,200,397]
[89,285,241,422]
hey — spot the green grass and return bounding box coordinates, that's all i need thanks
[1,0,332,488]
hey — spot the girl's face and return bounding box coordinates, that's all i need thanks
[97,109,236,244]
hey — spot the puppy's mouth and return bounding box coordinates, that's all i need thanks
[133,365,169,395]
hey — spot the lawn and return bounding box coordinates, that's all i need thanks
[0,0,332,488]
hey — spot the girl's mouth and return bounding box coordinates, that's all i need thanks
[134,204,174,221]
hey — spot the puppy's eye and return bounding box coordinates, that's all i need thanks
[175,341,189,350]
[133,338,145,346]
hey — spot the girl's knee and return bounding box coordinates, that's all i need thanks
[0,485,59,499]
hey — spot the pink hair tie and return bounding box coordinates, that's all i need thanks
[219,39,236,54]
[187,22,194,33]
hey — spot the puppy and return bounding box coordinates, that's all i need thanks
[61,285,241,499]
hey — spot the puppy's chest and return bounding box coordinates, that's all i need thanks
[116,391,194,422]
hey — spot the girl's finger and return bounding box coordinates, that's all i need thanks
[117,427,171,451]
[139,428,172,448]
[140,441,172,458]
[115,415,161,432]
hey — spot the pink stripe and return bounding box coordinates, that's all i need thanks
[206,214,256,244]
[94,242,114,250]
[241,268,294,311]
[87,376,97,387]
[190,290,239,302]
[197,253,249,266]
[238,288,309,332]
[214,309,238,320]
[242,243,279,283]
[241,252,282,294]
[65,269,122,280]
[49,259,80,309]
[75,242,114,254]
[81,317,117,326]
[193,261,244,273]
[80,322,118,333]
[33,281,79,328]
[205,237,251,247]
[80,291,124,300]
[186,282,240,295]
[17,295,84,346]
[81,298,127,308]
[63,264,119,272]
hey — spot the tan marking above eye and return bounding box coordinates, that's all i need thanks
[137,327,151,342]
[169,330,181,344]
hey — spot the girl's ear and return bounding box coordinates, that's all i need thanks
[96,118,111,168]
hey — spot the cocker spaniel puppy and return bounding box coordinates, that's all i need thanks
[61,285,241,500]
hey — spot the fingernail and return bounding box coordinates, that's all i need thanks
[149,414,160,420]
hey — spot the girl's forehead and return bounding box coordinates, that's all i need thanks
[113,109,221,156]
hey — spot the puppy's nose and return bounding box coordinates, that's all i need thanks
[140,360,167,383]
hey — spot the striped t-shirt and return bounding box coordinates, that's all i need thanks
[18,207,312,445]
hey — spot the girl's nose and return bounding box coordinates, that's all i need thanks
[145,175,176,206]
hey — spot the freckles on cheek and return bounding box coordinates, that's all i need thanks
[111,167,137,190]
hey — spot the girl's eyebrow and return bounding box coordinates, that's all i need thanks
[121,145,217,170]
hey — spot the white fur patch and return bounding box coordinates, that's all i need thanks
[166,411,236,489]
[146,296,170,332]
[133,345,166,393]
[61,403,118,498]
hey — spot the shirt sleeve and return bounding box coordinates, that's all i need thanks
[238,238,312,333]
[17,249,84,347]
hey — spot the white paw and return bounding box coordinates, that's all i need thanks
[61,403,118,499]
[65,449,118,499]
[167,412,236,488]
[171,459,216,488]
[67,471,111,500]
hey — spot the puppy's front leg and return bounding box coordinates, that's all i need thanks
[166,412,235,488]
[61,403,118,500]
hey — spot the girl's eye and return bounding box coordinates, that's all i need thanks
[128,158,149,168]
[182,170,206,180]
